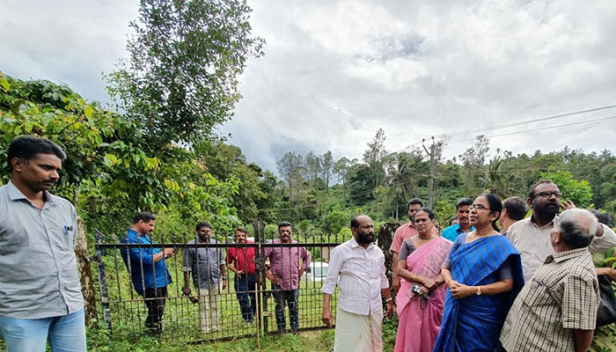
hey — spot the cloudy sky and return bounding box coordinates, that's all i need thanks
[2,0,616,172]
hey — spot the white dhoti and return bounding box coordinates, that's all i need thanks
[334,307,383,352]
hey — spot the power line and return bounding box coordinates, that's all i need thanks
[448,115,616,144]
[398,103,616,152]
[447,104,616,137]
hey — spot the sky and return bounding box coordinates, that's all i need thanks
[2,0,616,173]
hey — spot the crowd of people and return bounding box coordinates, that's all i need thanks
[119,214,312,337]
[2,135,616,352]
[323,191,616,351]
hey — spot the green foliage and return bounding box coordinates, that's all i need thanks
[323,204,350,234]
[0,73,242,239]
[337,227,353,242]
[433,199,457,227]
[540,170,593,207]
[107,0,264,148]
[264,224,278,240]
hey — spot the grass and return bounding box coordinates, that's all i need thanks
[86,318,400,352]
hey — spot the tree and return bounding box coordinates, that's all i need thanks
[540,170,593,208]
[199,142,278,223]
[305,151,321,188]
[277,151,304,201]
[348,164,377,205]
[459,135,490,195]
[363,128,387,187]
[476,156,520,199]
[333,157,357,199]
[107,0,264,148]
[383,151,423,219]
[321,151,334,189]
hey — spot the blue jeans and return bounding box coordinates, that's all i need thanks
[235,274,257,323]
[0,308,86,352]
[272,284,299,331]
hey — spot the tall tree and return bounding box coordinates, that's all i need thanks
[321,151,334,189]
[333,157,357,199]
[363,128,388,187]
[107,0,264,148]
[459,135,490,195]
[277,151,304,201]
[305,151,321,187]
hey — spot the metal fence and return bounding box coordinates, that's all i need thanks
[93,226,341,343]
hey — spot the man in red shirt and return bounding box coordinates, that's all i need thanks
[227,227,257,323]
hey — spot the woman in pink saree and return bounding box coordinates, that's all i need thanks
[395,208,452,352]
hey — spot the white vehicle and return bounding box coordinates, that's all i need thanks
[303,261,329,282]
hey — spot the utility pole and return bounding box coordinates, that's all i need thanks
[423,137,436,209]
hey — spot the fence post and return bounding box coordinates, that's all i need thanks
[253,219,267,334]
[95,229,112,331]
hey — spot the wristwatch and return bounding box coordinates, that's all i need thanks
[476,286,482,296]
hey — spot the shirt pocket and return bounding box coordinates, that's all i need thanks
[47,222,73,251]
[370,257,383,279]
[521,279,552,307]
[197,250,218,267]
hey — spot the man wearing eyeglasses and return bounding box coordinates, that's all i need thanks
[507,180,616,282]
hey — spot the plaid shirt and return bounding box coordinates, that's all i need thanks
[500,247,599,352]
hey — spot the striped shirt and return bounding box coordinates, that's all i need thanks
[500,247,599,352]
[322,237,389,315]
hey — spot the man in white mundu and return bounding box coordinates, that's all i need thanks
[321,215,394,352]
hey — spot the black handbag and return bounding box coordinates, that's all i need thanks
[596,274,616,327]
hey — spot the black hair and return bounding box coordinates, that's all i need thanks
[407,198,424,208]
[503,197,528,221]
[133,212,156,224]
[481,193,502,232]
[235,227,249,235]
[447,216,457,226]
[278,221,293,229]
[456,198,473,209]
[589,209,610,226]
[350,216,362,229]
[414,207,435,220]
[196,221,212,231]
[528,179,556,199]
[8,135,66,172]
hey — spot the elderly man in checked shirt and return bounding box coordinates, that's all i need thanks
[322,215,394,352]
[500,209,600,352]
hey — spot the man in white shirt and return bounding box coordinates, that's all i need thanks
[321,215,394,352]
[507,180,616,282]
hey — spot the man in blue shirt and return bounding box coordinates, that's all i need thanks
[441,198,475,241]
[121,212,174,337]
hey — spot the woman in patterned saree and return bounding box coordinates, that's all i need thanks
[433,194,524,352]
[394,208,452,352]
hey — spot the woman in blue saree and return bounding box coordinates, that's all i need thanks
[433,194,524,352]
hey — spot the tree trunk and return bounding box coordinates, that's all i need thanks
[377,222,399,288]
[75,218,98,326]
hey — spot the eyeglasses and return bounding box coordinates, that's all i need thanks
[535,191,562,199]
[469,204,490,211]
